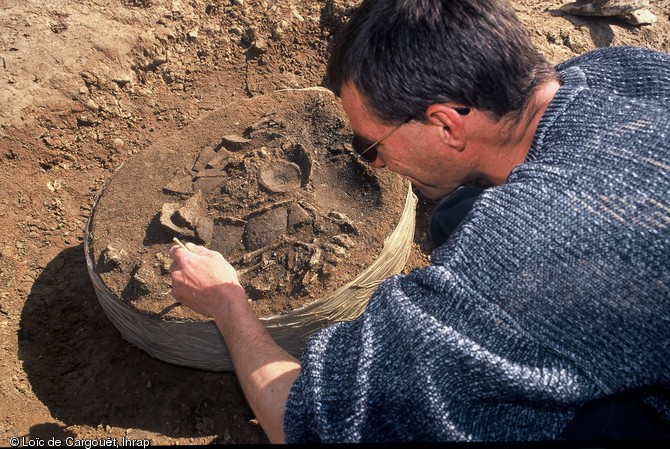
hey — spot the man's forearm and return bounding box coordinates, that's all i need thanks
[212,285,300,444]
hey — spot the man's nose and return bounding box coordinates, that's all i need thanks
[369,154,386,168]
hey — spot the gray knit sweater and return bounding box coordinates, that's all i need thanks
[284,46,670,442]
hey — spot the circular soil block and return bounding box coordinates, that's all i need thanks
[85,87,416,371]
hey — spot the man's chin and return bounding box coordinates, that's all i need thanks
[412,184,446,201]
[406,178,462,200]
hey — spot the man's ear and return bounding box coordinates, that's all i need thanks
[425,104,467,151]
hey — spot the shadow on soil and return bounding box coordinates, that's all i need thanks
[18,244,268,443]
[547,8,618,48]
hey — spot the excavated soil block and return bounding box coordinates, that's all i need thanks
[84,88,415,370]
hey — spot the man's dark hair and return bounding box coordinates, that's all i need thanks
[326,0,557,124]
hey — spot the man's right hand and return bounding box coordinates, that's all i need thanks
[168,242,247,318]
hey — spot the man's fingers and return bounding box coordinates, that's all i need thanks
[168,244,185,259]
[169,242,198,259]
[186,242,212,255]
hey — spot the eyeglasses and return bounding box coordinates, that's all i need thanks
[350,107,470,163]
[351,117,411,163]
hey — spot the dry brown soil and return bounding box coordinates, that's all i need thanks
[1,0,669,445]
